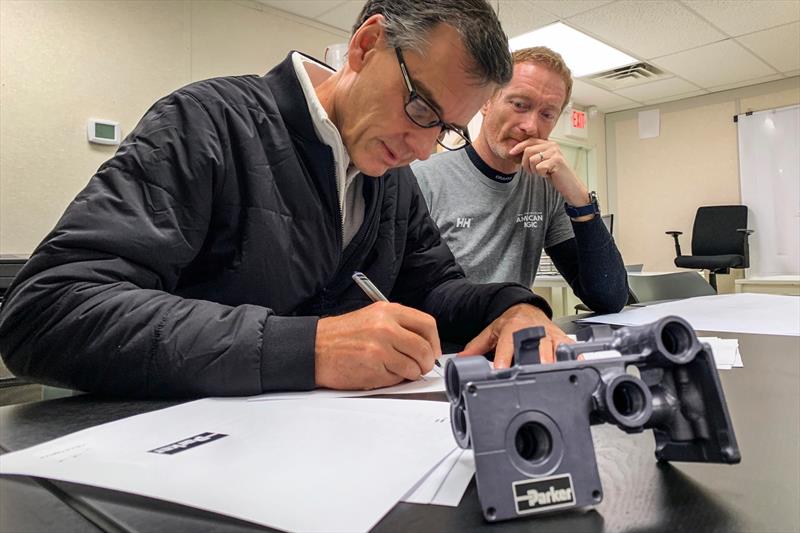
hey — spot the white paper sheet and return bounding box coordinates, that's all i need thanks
[429,449,475,507]
[577,293,800,337]
[402,447,461,504]
[247,353,457,402]
[402,449,475,507]
[698,337,743,369]
[0,398,456,533]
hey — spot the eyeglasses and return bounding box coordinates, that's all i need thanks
[395,47,471,151]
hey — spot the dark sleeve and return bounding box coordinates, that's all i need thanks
[0,89,315,398]
[390,173,552,344]
[546,215,629,313]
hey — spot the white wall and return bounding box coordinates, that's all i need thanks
[0,0,347,254]
[605,77,800,290]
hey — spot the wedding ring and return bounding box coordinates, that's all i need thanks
[538,152,545,163]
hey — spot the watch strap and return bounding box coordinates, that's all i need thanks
[564,191,600,218]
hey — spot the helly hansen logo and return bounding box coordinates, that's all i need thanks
[513,474,576,514]
[148,432,228,455]
[456,217,472,228]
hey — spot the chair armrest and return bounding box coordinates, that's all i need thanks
[736,229,754,268]
[666,231,683,257]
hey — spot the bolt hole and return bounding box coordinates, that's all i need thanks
[467,384,477,395]
[592,490,602,501]
[569,374,578,384]
[486,507,496,520]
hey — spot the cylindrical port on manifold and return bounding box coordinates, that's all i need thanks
[603,374,653,430]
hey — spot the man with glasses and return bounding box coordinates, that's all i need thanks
[0,0,560,397]
[413,47,628,350]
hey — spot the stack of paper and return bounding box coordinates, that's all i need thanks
[578,337,743,370]
[402,448,475,507]
[577,293,800,337]
[0,398,460,532]
[699,337,744,369]
[247,353,456,402]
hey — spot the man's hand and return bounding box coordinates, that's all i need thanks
[460,303,573,367]
[509,138,592,219]
[315,302,442,390]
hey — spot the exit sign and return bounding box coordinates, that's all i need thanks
[568,109,588,139]
[572,110,586,129]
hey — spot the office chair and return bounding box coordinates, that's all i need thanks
[666,205,753,292]
[627,272,716,305]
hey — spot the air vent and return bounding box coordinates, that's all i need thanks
[587,62,668,90]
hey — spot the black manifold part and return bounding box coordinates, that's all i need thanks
[446,316,740,522]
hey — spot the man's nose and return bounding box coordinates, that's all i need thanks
[405,127,441,162]
[518,113,540,137]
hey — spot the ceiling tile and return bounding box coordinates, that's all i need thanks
[653,39,777,88]
[497,0,557,38]
[568,0,725,59]
[317,0,365,32]
[571,79,641,111]
[615,76,702,101]
[257,0,345,19]
[643,89,708,106]
[681,0,800,36]
[533,0,613,19]
[737,22,800,73]
[706,73,786,93]
[605,102,643,113]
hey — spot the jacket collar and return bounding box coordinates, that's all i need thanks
[265,51,328,144]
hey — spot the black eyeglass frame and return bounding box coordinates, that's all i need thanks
[394,47,471,151]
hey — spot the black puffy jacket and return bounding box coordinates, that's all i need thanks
[0,53,548,398]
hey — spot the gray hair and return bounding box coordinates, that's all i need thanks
[352,0,512,86]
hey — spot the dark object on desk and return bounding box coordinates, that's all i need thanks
[445,316,740,523]
[627,271,716,305]
[666,205,753,291]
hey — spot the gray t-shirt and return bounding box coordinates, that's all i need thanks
[412,148,574,286]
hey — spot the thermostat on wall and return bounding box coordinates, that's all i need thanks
[87,119,120,145]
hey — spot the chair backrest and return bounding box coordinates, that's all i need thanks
[627,272,716,304]
[691,206,748,256]
[601,213,614,236]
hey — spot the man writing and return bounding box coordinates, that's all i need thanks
[0,1,563,397]
[413,47,628,354]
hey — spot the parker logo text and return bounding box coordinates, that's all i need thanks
[149,432,228,455]
[513,474,576,514]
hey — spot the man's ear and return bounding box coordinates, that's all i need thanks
[348,14,384,73]
[480,87,502,116]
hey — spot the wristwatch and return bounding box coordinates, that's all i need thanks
[564,191,600,218]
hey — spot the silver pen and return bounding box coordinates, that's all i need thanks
[352,271,389,302]
[351,271,441,368]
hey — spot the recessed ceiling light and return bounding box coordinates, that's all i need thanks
[509,22,638,78]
